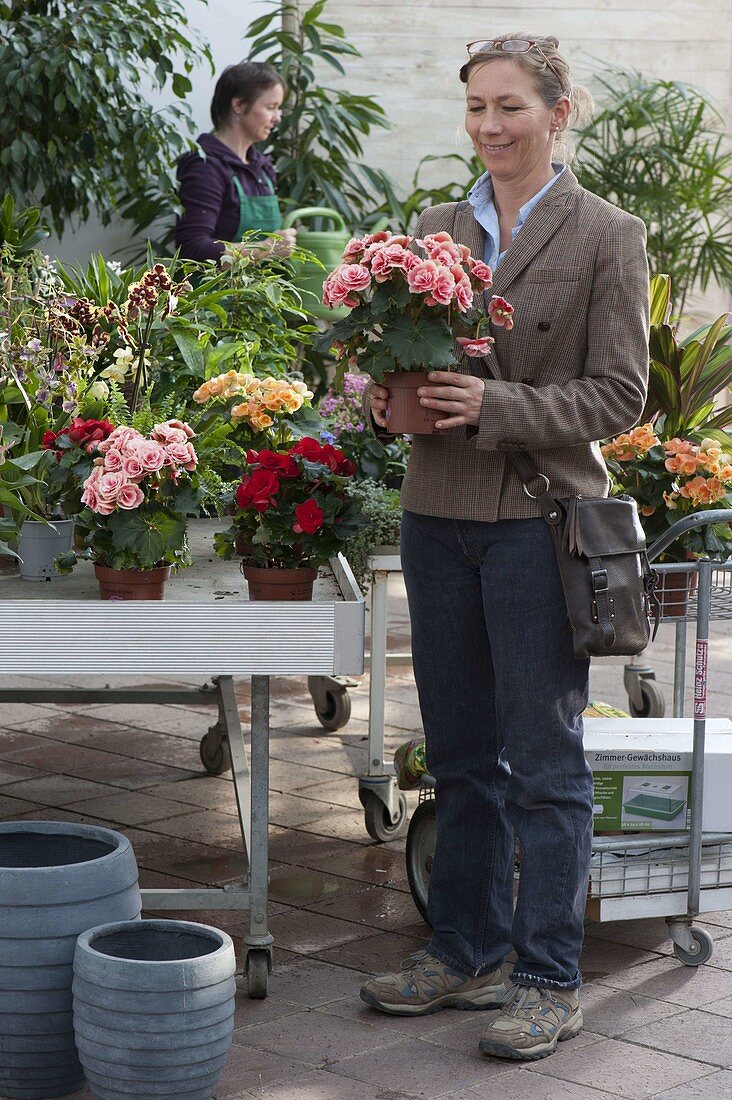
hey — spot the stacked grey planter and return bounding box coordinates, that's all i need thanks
[73,919,237,1100]
[0,821,141,1100]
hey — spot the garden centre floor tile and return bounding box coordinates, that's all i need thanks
[528,1037,714,1097]
[4,601,732,1100]
[653,1070,732,1098]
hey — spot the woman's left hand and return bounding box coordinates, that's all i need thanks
[417,372,486,430]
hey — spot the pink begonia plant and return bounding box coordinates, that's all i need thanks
[320,230,514,385]
[81,421,197,515]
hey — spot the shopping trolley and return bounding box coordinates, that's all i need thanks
[405,510,732,965]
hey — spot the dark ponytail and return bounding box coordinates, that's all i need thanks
[210,62,286,129]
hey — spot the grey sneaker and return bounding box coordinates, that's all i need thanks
[360,951,506,1016]
[478,984,583,1060]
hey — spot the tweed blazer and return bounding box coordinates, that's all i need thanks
[370,168,650,521]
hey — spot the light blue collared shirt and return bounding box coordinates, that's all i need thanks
[467,163,566,271]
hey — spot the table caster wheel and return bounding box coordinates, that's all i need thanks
[674,927,713,966]
[246,948,270,998]
[363,791,408,842]
[406,798,435,922]
[629,678,665,717]
[199,731,231,775]
[314,687,351,731]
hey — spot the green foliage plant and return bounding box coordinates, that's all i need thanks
[246,0,403,230]
[643,274,732,442]
[0,0,212,237]
[575,68,732,315]
[344,478,401,589]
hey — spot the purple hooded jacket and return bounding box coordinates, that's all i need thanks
[175,133,278,262]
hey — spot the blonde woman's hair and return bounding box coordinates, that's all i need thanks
[459,33,594,161]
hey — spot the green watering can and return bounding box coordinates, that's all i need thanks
[281,206,351,320]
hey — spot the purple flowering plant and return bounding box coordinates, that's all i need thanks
[318,373,410,482]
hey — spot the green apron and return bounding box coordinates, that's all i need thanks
[232,174,282,239]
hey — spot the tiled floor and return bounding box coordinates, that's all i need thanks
[1,579,731,1099]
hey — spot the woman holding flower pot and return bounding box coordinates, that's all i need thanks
[361,35,650,1060]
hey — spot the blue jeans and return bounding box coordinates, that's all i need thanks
[401,510,593,990]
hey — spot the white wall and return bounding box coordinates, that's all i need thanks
[46,0,267,265]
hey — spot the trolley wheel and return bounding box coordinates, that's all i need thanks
[406,799,435,922]
[629,678,665,718]
[246,949,269,998]
[314,688,351,732]
[363,791,408,842]
[199,731,231,775]
[673,927,714,966]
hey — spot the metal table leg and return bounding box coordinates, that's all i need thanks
[359,567,407,841]
[243,674,273,998]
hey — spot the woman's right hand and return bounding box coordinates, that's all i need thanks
[233,228,297,262]
[266,228,297,258]
[370,383,391,429]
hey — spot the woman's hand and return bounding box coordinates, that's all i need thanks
[233,228,297,262]
[369,383,391,429]
[418,371,486,429]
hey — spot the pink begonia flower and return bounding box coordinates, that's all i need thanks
[469,259,493,285]
[116,483,145,510]
[97,471,126,502]
[103,448,124,471]
[423,232,454,248]
[342,237,367,258]
[488,296,515,329]
[151,423,188,445]
[371,244,412,281]
[163,419,195,439]
[134,441,167,472]
[98,426,140,454]
[457,336,496,357]
[80,483,99,510]
[430,268,457,305]
[338,263,371,292]
[122,456,145,481]
[183,442,198,471]
[426,240,464,266]
[407,259,440,295]
[361,230,391,248]
[454,280,474,312]
[400,251,422,272]
[165,441,193,467]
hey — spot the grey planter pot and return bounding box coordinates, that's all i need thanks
[0,821,141,1100]
[73,919,237,1100]
[18,518,75,581]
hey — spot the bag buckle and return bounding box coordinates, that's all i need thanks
[522,473,550,500]
[591,569,609,594]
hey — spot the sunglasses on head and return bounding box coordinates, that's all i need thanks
[465,38,568,93]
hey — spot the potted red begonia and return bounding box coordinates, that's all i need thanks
[214,436,366,600]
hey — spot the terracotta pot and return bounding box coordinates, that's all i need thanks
[242,564,317,601]
[655,568,697,618]
[94,563,172,601]
[383,371,441,435]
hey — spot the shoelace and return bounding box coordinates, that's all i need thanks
[502,984,544,1016]
[400,950,431,972]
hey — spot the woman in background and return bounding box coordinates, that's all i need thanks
[176,61,296,264]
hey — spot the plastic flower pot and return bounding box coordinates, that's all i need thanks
[94,563,172,601]
[655,568,698,618]
[0,822,141,1100]
[242,564,318,601]
[383,371,441,435]
[73,919,236,1100]
[18,518,75,581]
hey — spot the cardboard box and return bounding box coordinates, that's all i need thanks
[583,718,732,833]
